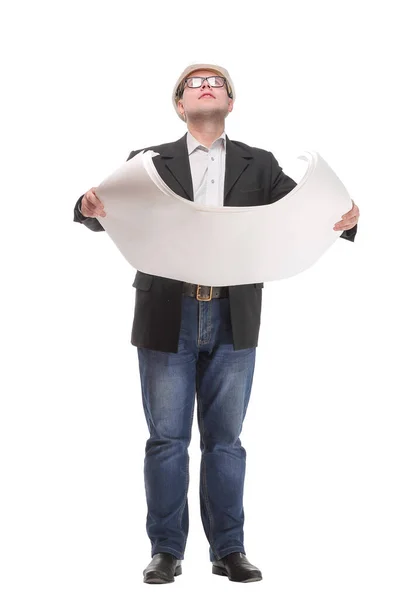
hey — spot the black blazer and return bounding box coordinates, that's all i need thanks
[74,133,357,352]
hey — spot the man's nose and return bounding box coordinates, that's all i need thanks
[201,79,212,89]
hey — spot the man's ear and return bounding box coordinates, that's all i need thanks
[228,99,234,113]
[177,100,185,118]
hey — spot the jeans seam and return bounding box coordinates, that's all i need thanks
[177,391,196,545]
[197,390,218,560]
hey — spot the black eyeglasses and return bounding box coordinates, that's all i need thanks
[176,76,233,99]
[185,76,226,89]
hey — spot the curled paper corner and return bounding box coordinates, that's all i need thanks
[141,149,160,171]
[143,149,160,158]
[297,149,318,163]
[285,150,318,186]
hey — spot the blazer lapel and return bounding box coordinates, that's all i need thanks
[151,134,194,201]
[224,136,252,201]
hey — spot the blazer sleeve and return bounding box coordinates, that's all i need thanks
[269,152,297,202]
[73,149,143,232]
[269,152,357,242]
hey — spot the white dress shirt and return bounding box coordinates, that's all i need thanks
[186,130,226,207]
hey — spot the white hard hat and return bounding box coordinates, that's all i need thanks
[172,63,236,121]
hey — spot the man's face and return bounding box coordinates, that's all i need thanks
[177,69,234,121]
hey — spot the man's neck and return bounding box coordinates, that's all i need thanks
[187,121,225,148]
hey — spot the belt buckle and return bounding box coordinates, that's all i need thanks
[196,285,213,301]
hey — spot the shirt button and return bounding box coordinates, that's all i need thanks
[211,179,215,183]
[211,157,215,161]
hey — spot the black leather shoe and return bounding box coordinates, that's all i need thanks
[143,552,182,584]
[212,552,262,582]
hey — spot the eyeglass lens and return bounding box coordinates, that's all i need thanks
[186,76,225,88]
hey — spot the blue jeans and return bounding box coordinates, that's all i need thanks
[137,295,256,562]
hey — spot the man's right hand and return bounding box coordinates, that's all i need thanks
[80,187,106,218]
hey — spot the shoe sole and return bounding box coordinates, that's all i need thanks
[144,565,182,584]
[212,565,262,582]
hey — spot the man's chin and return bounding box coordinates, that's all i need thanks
[188,108,226,121]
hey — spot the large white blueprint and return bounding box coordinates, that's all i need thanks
[95,150,352,286]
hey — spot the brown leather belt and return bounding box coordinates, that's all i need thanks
[182,282,229,301]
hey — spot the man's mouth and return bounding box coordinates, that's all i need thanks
[199,93,215,99]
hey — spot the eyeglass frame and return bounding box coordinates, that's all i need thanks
[175,75,233,100]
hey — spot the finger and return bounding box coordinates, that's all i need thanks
[342,205,359,219]
[82,198,98,216]
[90,195,104,210]
[335,215,358,228]
[339,216,358,227]
[87,192,103,206]
[87,204,106,217]
[346,214,359,224]
[81,203,95,217]
[84,202,97,215]
[82,207,106,218]
[86,195,103,211]
[82,209,95,217]
[334,223,356,231]
[94,205,106,216]
[341,209,355,219]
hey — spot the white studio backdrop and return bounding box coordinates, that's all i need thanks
[1,1,399,599]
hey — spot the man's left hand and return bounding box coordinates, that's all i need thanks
[333,199,360,231]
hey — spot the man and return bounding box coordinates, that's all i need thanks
[73,63,360,584]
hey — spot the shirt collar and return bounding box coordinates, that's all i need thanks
[186,130,226,155]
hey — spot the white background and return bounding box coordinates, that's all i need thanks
[1,0,399,598]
